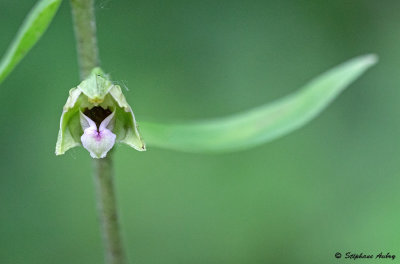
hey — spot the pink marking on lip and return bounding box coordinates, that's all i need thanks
[80,111,117,158]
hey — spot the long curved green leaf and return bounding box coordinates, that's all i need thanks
[140,54,377,153]
[0,0,62,84]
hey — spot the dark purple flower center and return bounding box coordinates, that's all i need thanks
[83,106,112,129]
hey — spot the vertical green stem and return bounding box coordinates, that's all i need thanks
[70,1,127,264]
[70,0,99,79]
[93,154,126,264]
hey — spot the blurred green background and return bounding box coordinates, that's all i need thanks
[1,0,399,263]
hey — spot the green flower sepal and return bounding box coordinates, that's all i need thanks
[55,68,145,158]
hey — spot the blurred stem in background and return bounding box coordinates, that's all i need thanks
[70,0,127,264]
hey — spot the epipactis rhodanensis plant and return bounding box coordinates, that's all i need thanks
[0,2,379,264]
[55,68,145,158]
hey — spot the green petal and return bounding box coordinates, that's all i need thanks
[140,54,378,153]
[55,88,83,155]
[78,69,113,104]
[110,85,146,151]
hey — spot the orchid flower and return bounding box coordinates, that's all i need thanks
[55,68,145,158]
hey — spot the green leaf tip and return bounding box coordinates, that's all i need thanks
[0,0,62,85]
[56,68,145,158]
[140,54,378,153]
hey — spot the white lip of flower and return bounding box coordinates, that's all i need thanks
[80,110,116,159]
[55,68,145,158]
